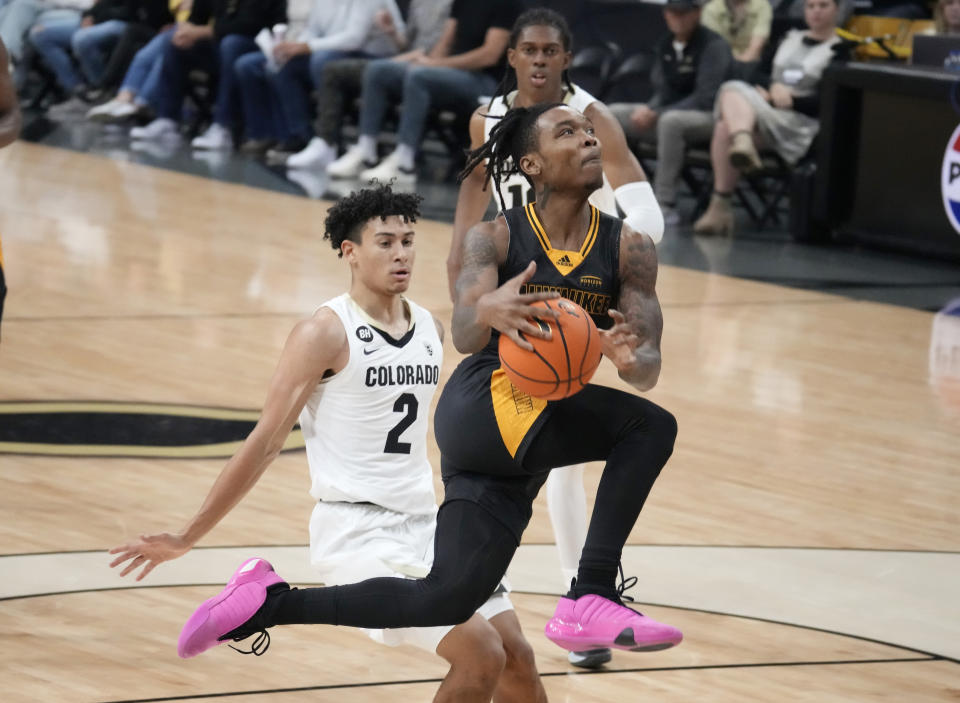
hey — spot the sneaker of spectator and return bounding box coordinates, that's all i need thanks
[285,136,334,169]
[360,150,416,184]
[191,123,233,150]
[87,97,140,122]
[327,142,377,178]
[46,92,91,118]
[131,116,179,140]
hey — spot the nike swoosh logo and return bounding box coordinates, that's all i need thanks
[363,347,378,355]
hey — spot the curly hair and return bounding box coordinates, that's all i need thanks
[458,102,564,211]
[323,183,424,257]
[488,8,576,111]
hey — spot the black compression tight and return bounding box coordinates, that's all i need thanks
[267,500,518,629]
[268,386,677,628]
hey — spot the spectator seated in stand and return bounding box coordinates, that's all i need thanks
[86,0,192,123]
[281,0,452,169]
[702,0,772,81]
[130,0,285,145]
[608,0,732,225]
[230,0,406,157]
[1,0,89,90]
[325,0,520,185]
[694,0,841,235]
[30,0,134,115]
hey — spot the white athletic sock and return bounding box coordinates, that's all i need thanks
[395,143,416,172]
[546,464,589,592]
[357,135,377,162]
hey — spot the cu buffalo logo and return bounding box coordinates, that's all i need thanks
[941,124,960,236]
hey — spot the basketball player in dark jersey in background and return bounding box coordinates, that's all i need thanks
[0,38,23,340]
[130,103,681,667]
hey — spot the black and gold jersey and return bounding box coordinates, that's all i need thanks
[440,203,623,461]
[499,202,622,332]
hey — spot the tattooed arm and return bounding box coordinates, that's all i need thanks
[448,108,493,301]
[600,223,663,391]
[452,218,559,354]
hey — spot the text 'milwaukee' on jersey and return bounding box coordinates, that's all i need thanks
[300,294,442,516]
[482,85,617,215]
[460,204,622,458]
[507,202,621,328]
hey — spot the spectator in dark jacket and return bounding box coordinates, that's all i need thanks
[609,0,732,224]
[131,0,285,142]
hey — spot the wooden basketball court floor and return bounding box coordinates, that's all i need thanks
[1,141,958,702]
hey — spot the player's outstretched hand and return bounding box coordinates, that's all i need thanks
[598,309,640,370]
[109,532,192,581]
[478,261,559,351]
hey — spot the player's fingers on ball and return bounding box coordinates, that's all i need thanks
[608,309,626,323]
[520,291,560,306]
[521,320,550,339]
[509,330,535,351]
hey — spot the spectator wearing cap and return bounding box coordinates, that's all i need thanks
[609,0,732,224]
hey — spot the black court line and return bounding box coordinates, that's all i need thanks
[96,657,942,703]
[517,542,960,555]
[4,543,958,559]
[4,584,958,666]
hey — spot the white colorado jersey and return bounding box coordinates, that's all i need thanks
[483,85,618,214]
[300,294,442,515]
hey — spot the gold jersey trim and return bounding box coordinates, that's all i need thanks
[489,369,547,458]
[524,203,599,277]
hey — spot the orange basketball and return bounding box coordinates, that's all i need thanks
[498,298,603,400]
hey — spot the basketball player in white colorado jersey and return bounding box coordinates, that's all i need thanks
[110,185,546,703]
[448,8,665,670]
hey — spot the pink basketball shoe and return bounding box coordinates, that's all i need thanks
[177,557,286,659]
[545,594,683,652]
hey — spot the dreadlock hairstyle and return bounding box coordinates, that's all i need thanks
[487,8,577,111]
[458,102,565,212]
[323,182,423,257]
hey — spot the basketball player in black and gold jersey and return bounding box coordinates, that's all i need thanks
[436,102,683,654]
[0,37,23,340]
[152,103,681,666]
